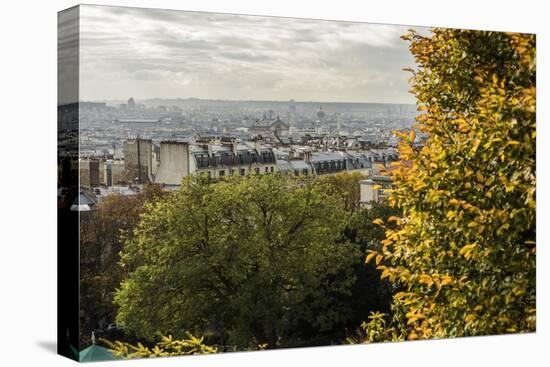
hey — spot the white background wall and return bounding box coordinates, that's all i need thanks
[0,0,548,365]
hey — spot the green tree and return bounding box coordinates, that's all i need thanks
[115,174,360,348]
[318,172,366,213]
[364,29,536,340]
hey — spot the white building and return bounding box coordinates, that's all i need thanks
[359,175,395,208]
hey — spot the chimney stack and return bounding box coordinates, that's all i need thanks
[304,148,312,164]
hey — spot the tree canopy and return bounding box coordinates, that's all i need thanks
[115,173,361,348]
[364,29,536,340]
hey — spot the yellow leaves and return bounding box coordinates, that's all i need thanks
[387,215,402,225]
[475,171,484,183]
[379,266,392,280]
[458,121,471,133]
[438,275,453,287]
[406,311,426,325]
[369,31,536,342]
[372,218,384,226]
[471,139,481,154]
[394,292,409,300]
[372,184,381,190]
[419,274,434,287]
[409,129,416,142]
[413,182,428,191]
[375,254,383,266]
[459,243,477,259]
[464,314,477,323]
[365,251,377,264]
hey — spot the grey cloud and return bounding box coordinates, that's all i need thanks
[78,4,427,103]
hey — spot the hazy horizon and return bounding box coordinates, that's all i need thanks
[79,5,428,104]
[79,96,417,106]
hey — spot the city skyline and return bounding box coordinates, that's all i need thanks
[79,5,428,104]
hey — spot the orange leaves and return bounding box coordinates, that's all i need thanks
[387,215,402,225]
[409,129,417,142]
[440,275,453,287]
[419,274,434,287]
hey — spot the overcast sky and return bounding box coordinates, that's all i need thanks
[79,5,427,104]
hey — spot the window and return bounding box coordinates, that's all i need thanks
[230,169,235,175]
[219,170,225,177]
[294,170,299,176]
[265,167,269,173]
[240,168,246,176]
[255,167,260,174]
[303,169,309,176]
[270,167,274,173]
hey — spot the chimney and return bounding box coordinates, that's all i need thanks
[207,142,213,157]
[304,148,312,164]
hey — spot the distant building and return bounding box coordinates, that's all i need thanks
[358,134,378,149]
[79,159,100,187]
[310,151,347,175]
[127,97,135,109]
[288,99,297,114]
[114,118,160,125]
[123,138,154,184]
[154,139,277,185]
[359,175,395,208]
[154,141,190,185]
[344,137,361,151]
[100,159,125,186]
[316,105,326,120]
[249,115,289,137]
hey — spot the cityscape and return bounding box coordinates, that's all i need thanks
[57,4,536,362]
[73,97,420,206]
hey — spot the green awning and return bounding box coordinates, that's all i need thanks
[79,344,121,362]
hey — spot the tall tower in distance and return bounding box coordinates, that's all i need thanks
[127,97,136,109]
[317,105,325,121]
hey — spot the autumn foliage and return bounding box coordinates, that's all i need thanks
[364,29,536,340]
